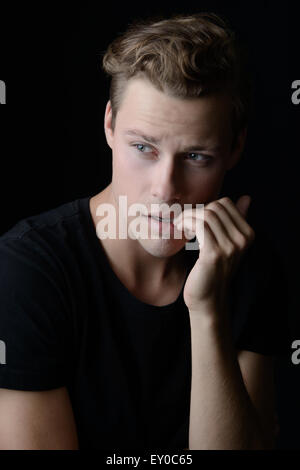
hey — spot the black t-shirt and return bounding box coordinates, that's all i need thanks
[0,196,291,449]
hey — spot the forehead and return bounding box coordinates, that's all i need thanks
[116,77,233,142]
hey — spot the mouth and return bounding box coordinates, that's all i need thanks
[147,215,175,226]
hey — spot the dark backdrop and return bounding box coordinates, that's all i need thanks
[0,0,299,450]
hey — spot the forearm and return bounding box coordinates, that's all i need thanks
[188,309,266,450]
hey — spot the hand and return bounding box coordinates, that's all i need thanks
[174,196,255,319]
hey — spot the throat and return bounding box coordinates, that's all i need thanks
[128,267,188,307]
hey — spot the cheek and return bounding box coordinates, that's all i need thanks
[112,147,148,198]
[187,169,226,200]
[113,146,155,187]
[113,145,141,173]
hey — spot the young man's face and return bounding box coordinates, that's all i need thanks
[104,77,245,258]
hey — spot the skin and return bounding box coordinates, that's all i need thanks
[90,76,276,449]
[0,76,277,450]
[176,195,255,316]
[91,76,248,305]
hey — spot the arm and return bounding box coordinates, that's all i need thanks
[237,349,279,447]
[175,195,279,449]
[188,312,276,449]
[0,386,79,449]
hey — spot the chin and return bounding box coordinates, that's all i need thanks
[137,237,185,258]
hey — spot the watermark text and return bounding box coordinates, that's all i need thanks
[0,80,6,104]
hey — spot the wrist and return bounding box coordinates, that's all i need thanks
[188,301,230,329]
[188,306,233,352]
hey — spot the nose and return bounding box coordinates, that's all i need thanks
[150,155,181,202]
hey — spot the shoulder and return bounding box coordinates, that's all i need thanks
[1,197,84,243]
[0,198,90,312]
[0,197,89,271]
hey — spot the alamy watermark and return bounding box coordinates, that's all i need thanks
[291,80,300,105]
[0,340,6,364]
[291,339,300,365]
[0,80,6,104]
[95,196,204,250]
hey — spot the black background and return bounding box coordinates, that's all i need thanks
[0,0,299,450]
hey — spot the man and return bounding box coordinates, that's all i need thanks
[0,13,289,449]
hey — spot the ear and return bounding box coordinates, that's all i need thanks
[104,100,114,150]
[226,127,248,171]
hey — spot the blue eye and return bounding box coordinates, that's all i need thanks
[187,153,206,161]
[134,144,152,153]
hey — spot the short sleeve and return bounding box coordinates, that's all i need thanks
[0,237,73,391]
[230,229,291,357]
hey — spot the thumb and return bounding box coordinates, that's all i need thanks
[236,195,252,218]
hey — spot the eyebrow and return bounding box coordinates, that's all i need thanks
[124,129,160,145]
[123,129,222,153]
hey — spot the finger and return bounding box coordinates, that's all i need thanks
[235,195,251,218]
[175,214,219,253]
[173,207,203,224]
[176,199,254,242]
[216,197,255,242]
[175,217,198,240]
[176,209,235,255]
[205,200,251,249]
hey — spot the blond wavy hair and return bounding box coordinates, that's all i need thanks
[102,12,253,146]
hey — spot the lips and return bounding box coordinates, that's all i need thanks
[147,212,175,221]
[148,215,175,225]
[151,215,172,222]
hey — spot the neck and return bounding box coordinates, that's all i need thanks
[89,184,189,287]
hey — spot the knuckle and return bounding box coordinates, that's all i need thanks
[210,250,222,263]
[235,232,248,249]
[226,242,236,257]
[219,196,232,205]
[215,201,227,213]
[248,227,256,241]
[204,208,218,221]
[244,226,255,243]
[208,201,220,211]
[235,228,255,249]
